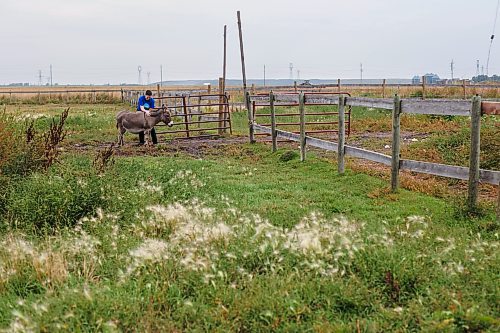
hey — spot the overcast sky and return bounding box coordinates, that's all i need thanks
[0,0,499,85]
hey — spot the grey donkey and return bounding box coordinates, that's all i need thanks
[116,109,173,146]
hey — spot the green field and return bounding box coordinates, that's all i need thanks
[0,103,498,332]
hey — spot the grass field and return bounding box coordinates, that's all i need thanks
[0,102,498,331]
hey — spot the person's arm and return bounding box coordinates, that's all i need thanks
[138,97,150,115]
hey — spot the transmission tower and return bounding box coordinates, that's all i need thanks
[50,64,53,86]
[476,60,480,77]
[450,60,454,81]
[38,70,42,86]
[297,69,300,80]
[147,72,151,85]
[289,63,294,79]
[360,63,363,83]
[137,66,142,85]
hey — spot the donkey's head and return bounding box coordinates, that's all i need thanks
[160,109,174,127]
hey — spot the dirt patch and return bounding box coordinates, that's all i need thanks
[68,136,251,158]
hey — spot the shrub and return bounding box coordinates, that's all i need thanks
[6,173,106,233]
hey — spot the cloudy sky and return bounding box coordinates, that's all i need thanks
[0,0,499,84]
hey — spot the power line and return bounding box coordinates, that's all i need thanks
[486,0,500,75]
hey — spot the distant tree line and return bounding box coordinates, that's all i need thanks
[472,75,500,83]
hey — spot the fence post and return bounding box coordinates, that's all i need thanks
[422,76,426,99]
[467,95,481,211]
[121,88,124,103]
[218,77,224,135]
[337,79,341,92]
[294,81,298,93]
[391,94,402,192]
[462,79,467,100]
[338,95,346,174]
[382,79,386,98]
[182,95,190,138]
[299,92,306,162]
[246,91,255,143]
[497,184,500,221]
[270,91,277,152]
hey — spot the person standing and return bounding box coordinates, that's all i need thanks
[137,90,158,145]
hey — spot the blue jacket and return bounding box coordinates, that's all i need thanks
[137,96,155,111]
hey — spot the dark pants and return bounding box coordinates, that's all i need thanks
[139,127,158,144]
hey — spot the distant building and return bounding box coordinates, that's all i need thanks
[423,73,440,84]
[412,73,440,85]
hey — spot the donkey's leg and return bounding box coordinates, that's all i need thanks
[144,129,151,146]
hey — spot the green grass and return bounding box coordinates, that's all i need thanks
[0,102,498,331]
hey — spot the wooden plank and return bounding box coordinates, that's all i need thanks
[401,99,471,116]
[304,96,340,104]
[345,146,392,166]
[468,96,481,209]
[400,159,499,185]
[307,137,338,151]
[346,97,393,110]
[249,95,270,102]
[276,94,299,103]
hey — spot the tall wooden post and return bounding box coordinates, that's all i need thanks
[299,92,306,162]
[237,13,249,107]
[270,91,277,152]
[223,25,227,89]
[391,94,402,192]
[337,79,341,92]
[462,79,467,100]
[467,95,482,211]
[294,81,298,93]
[382,79,387,98]
[338,95,346,174]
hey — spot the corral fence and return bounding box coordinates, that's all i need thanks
[248,91,352,144]
[249,92,500,217]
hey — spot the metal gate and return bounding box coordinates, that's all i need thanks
[154,93,232,139]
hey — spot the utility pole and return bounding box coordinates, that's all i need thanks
[481,65,485,76]
[263,65,266,87]
[137,66,142,85]
[360,63,363,83]
[450,59,454,81]
[160,65,163,87]
[50,64,53,86]
[289,63,294,80]
[476,60,480,77]
[38,70,42,86]
[147,72,151,85]
[297,69,300,80]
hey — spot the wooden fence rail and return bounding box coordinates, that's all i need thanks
[252,93,500,218]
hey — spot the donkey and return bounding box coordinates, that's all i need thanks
[116,109,173,146]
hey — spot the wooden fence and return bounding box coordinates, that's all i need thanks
[250,93,500,217]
